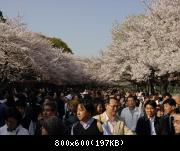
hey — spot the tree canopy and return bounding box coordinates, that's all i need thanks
[40,35,73,54]
[0,0,180,91]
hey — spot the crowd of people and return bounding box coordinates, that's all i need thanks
[0,87,179,135]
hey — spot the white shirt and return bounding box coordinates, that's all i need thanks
[121,107,144,131]
[29,121,36,135]
[102,112,116,135]
[0,99,7,104]
[149,116,156,135]
[80,118,95,129]
[0,124,29,135]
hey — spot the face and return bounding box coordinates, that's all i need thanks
[173,96,180,106]
[74,95,79,100]
[43,99,51,105]
[16,106,25,115]
[145,104,156,118]
[68,104,77,113]
[163,104,175,114]
[42,105,56,119]
[173,114,180,134]
[6,117,18,130]
[41,127,48,135]
[77,104,90,122]
[96,104,103,114]
[127,97,136,109]
[157,110,164,117]
[106,99,119,117]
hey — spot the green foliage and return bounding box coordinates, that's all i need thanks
[49,37,73,54]
[40,34,73,54]
[0,10,6,23]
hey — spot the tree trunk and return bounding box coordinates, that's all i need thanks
[161,74,169,94]
[147,78,154,95]
[160,84,162,94]
[149,79,155,94]
[147,81,149,95]
[162,80,168,94]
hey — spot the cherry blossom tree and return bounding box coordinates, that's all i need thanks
[1,0,180,92]
[0,18,89,86]
[142,0,180,92]
[97,0,180,93]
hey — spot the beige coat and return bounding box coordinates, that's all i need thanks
[95,112,135,135]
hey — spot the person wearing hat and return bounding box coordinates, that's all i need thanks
[64,94,73,115]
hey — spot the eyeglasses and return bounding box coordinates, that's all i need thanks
[173,120,180,125]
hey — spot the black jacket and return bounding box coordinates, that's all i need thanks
[135,116,161,135]
[159,114,175,135]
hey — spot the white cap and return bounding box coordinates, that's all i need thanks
[65,94,73,101]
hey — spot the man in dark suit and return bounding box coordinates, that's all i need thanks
[136,100,161,135]
[160,98,176,135]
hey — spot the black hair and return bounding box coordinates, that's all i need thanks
[126,95,136,101]
[93,100,105,115]
[144,100,157,109]
[163,93,172,99]
[15,99,26,108]
[83,94,92,100]
[4,107,22,124]
[104,96,118,104]
[6,93,16,107]
[175,107,180,114]
[41,95,53,104]
[15,93,27,102]
[163,98,176,107]
[43,102,57,113]
[96,91,102,96]
[79,99,94,115]
[42,116,64,135]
